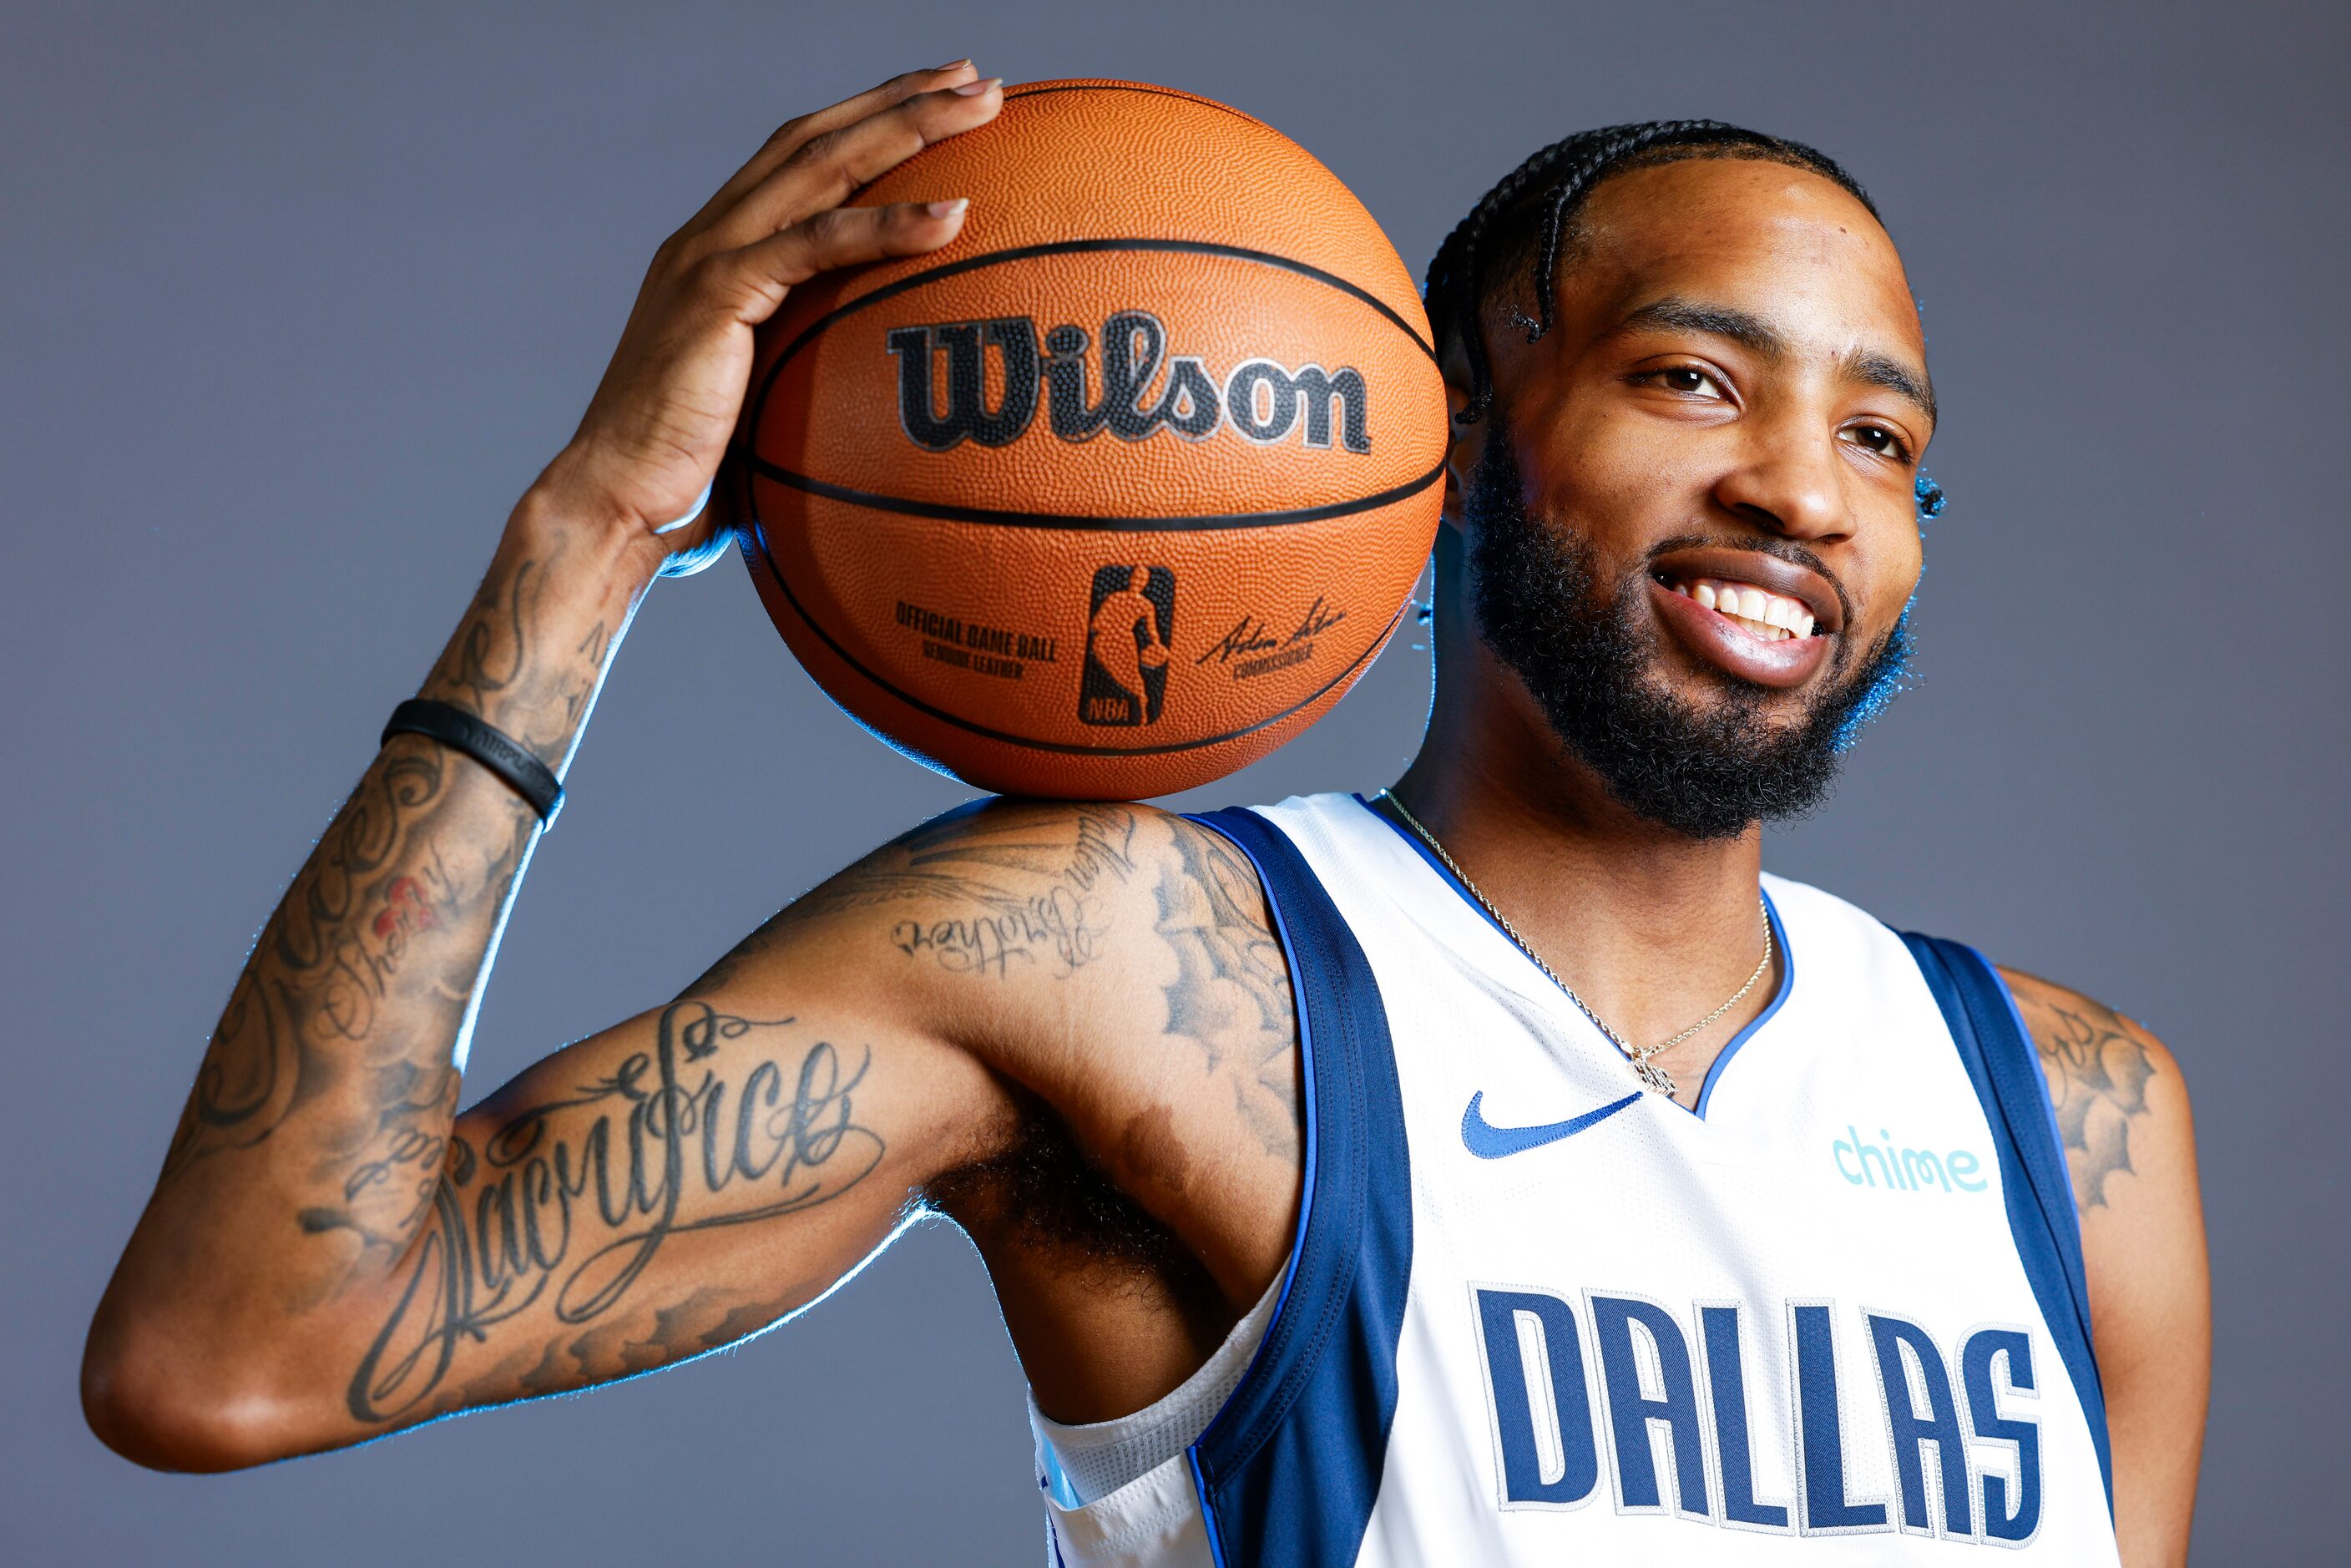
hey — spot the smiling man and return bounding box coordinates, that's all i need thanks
[84,68,2208,1568]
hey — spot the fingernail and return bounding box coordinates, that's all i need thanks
[953,77,1001,97]
[926,199,969,219]
[933,58,973,73]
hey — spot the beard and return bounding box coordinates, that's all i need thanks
[1464,427,1914,840]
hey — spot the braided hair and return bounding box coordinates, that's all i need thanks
[1425,121,1880,427]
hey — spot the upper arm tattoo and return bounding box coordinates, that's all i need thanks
[1153,823,1300,1162]
[2008,975,2159,1211]
[680,805,1142,995]
[312,1000,884,1426]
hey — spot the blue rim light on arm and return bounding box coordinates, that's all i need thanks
[655,479,715,535]
[652,478,725,579]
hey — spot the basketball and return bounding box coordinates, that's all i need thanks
[738,78,1448,798]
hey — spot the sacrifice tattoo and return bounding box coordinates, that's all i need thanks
[311,1000,883,1424]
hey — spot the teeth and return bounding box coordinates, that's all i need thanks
[1666,576,1821,640]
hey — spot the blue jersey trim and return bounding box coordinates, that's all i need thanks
[1690,890,1792,1120]
[1899,932,2114,1515]
[1183,807,1414,1568]
[1355,792,1789,1123]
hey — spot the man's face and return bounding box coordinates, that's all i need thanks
[1451,156,1934,836]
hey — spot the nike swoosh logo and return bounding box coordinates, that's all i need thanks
[1460,1090,1643,1159]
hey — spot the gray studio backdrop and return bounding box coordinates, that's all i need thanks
[3,2,2342,1561]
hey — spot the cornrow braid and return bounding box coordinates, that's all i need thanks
[1425,120,1879,426]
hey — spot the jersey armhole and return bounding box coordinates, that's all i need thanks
[1179,808,1413,1568]
[1899,930,2115,1516]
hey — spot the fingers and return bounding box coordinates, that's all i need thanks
[685,62,979,238]
[756,60,979,175]
[703,78,1001,254]
[692,200,971,325]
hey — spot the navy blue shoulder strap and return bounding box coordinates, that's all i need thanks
[1182,808,1413,1568]
[1899,931,2113,1514]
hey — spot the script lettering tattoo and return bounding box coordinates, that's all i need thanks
[1153,825,1300,1162]
[892,903,1092,979]
[681,806,1140,996]
[2008,975,2157,1211]
[159,540,607,1192]
[324,1001,883,1423]
[160,742,502,1181]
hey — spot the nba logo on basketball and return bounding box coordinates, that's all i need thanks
[1081,566,1176,726]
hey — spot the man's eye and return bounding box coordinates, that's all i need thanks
[1846,422,1908,458]
[1655,367,1724,397]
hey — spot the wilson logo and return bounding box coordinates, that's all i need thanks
[886,311,1372,455]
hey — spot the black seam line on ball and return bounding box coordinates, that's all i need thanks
[760,237,1438,386]
[994,83,1277,145]
[746,524,1403,758]
[999,83,1261,125]
[744,453,1446,533]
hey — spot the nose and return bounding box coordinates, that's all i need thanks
[1709,413,1851,544]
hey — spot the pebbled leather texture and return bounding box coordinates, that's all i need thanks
[742,79,1447,799]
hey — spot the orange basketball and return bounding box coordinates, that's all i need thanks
[739,78,1446,798]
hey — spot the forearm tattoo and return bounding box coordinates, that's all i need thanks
[164,544,609,1183]
[421,551,609,766]
[161,740,513,1184]
[134,538,667,1431]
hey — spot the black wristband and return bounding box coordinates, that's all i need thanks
[382,699,564,826]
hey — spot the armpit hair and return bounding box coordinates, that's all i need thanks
[921,1085,1223,1323]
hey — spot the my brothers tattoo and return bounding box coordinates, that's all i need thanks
[883,807,1139,979]
[684,807,1143,997]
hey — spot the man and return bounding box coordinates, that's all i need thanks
[83,62,2208,1565]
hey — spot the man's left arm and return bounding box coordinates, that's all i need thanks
[2000,967,2209,1568]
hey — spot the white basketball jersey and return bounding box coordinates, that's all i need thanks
[1038,792,2116,1567]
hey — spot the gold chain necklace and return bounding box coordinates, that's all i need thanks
[1374,789,1772,1099]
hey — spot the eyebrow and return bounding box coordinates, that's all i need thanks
[1842,348,1938,427]
[1614,296,1938,427]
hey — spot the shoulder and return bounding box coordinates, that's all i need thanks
[680,799,1286,1042]
[1995,965,2195,1215]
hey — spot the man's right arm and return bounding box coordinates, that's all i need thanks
[87,792,1265,1468]
[80,61,1024,1469]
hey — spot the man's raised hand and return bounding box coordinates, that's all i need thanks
[538,62,1000,577]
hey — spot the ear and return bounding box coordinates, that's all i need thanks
[1437,343,1484,541]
